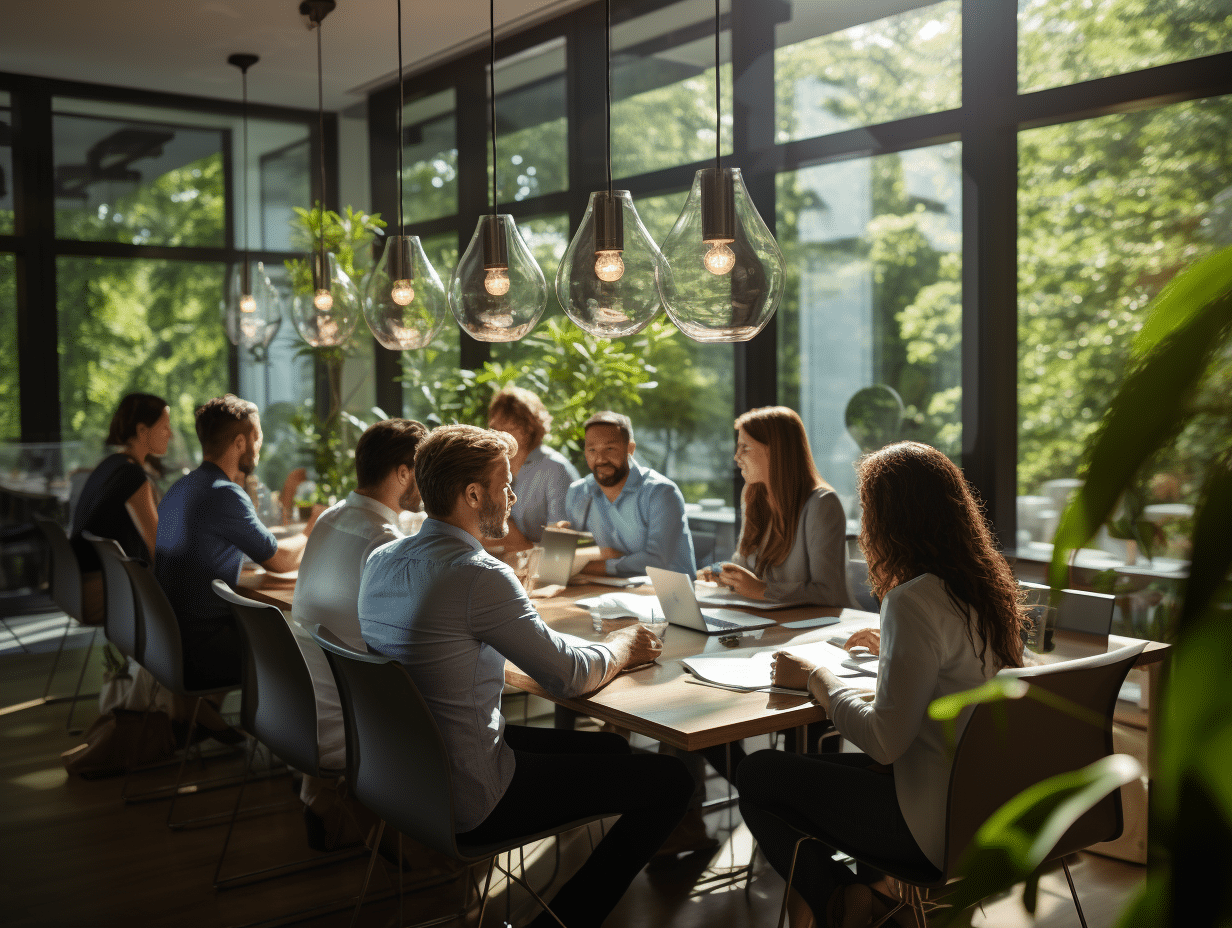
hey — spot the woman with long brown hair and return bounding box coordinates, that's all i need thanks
[705,406,855,607]
[736,441,1027,928]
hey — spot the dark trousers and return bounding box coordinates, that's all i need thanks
[457,725,693,928]
[736,749,937,920]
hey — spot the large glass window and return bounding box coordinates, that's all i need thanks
[777,142,962,515]
[402,90,458,225]
[610,0,733,179]
[493,39,567,202]
[0,253,16,441]
[250,125,311,252]
[402,231,462,425]
[1019,0,1232,93]
[57,257,229,461]
[0,91,13,234]
[775,0,961,143]
[1017,96,1232,554]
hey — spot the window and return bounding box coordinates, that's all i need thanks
[0,253,16,441]
[402,231,462,425]
[490,212,571,367]
[493,40,567,202]
[1019,0,1232,93]
[610,0,733,179]
[777,142,962,515]
[258,135,311,251]
[1017,96,1232,558]
[775,0,961,143]
[0,91,13,234]
[402,90,458,224]
[57,257,229,464]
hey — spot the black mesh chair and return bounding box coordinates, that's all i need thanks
[31,516,99,731]
[120,556,251,826]
[311,624,613,928]
[777,642,1147,928]
[210,580,370,923]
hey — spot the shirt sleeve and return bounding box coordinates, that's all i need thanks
[214,483,279,564]
[543,460,577,529]
[564,479,588,531]
[466,559,614,698]
[609,480,696,577]
[826,587,942,765]
[763,490,852,606]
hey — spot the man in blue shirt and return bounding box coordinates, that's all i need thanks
[359,424,691,928]
[563,411,696,577]
[156,395,319,689]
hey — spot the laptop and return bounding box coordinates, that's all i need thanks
[537,526,592,586]
[646,566,777,634]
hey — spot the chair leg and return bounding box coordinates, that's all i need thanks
[349,819,386,928]
[64,626,98,733]
[41,615,72,700]
[0,615,33,654]
[495,855,568,928]
[476,856,497,928]
[1062,857,1089,928]
[212,739,257,886]
[778,834,818,928]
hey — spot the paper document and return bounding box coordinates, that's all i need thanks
[575,592,658,621]
[679,640,879,692]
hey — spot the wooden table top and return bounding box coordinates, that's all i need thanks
[234,569,1170,752]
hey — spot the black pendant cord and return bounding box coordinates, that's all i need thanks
[241,66,251,285]
[714,0,721,173]
[396,0,405,238]
[489,0,498,215]
[316,17,328,286]
[605,0,612,198]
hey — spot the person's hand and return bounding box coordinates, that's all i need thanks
[553,520,571,529]
[771,651,817,690]
[605,623,663,668]
[581,547,624,575]
[717,563,766,599]
[844,628,881,655]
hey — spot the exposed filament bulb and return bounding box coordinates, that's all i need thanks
[702,240,736,276]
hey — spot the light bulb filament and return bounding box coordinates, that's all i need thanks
[484,267,511,296]
[239,293,257,314]
[594,250,625,282]
[703,240,736,276]
[391,279,415,306]
[313,288,334,312]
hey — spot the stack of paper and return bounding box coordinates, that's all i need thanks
[679,640,879,692]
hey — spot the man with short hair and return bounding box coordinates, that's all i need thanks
[487,385,578,549]
[290,416,428,842]
[360,424,692,928]
[563,411,696,577]
[156,395,319,690]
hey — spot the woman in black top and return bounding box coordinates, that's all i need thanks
[71,393,172,624]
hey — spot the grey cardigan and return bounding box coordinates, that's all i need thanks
[732,487,856,607]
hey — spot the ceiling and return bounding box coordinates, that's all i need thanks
[0,0,586,114]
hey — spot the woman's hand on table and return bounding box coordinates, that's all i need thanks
[771,651,817,691]
[713,563,766,599]
[844,628,881,655]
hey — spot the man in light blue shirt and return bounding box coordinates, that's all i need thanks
[359,424,691,928]
[563,411,696,577]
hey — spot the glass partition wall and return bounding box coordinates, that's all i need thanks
[373,0,1230,626]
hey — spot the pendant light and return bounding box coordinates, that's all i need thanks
[364,0,449,350]
[656,0,785,343]
[224,53,283,353]
[556,0,666,338]
[292,0,360,349]
[447,0,547,342]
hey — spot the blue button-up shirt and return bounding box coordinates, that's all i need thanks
[564,458,696,577]
[359,518,614,832]
[510,444,579,543]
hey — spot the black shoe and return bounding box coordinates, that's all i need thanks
[304,805,328,852]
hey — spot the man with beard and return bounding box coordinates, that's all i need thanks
[563,411,696,578]
[156,395,320,690]
[359,425,692,928]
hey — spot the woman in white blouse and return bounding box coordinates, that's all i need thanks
[705,406,855,606]
[737,441,1027,928]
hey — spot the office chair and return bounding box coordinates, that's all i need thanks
[119,556,255,827]
[778,641,1147,928]
[82,532,142,665]
[210,580,372,926]
[312,624,613,928]
[32,516,99,731]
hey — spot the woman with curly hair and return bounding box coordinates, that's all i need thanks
[736,441,1027,928]
[704,406,855,607]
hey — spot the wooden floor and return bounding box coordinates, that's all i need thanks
[1,612,1146,928]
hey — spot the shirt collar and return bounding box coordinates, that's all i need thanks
[345,490,399,526]
[419,517,484,552]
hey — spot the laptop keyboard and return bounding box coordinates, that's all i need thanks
[706,615,744,630]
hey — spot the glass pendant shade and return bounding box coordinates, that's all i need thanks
[657,167,786,343]
[557,190,665,338]
[364,234,448,350]
[224,261,283,351]
[292,251,360,348]
[449,214,547,342]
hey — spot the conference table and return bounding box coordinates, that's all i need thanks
[237,571,1170,756]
